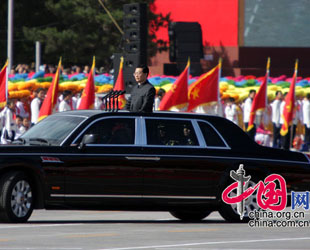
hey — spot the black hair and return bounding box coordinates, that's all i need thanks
[157,88,166,97]
[62,90,72,98]
[137,64,149,76]
[35,87,45,93]
[249,89,256,95]
[307,93,310,99]
[275,90,282,96]
[16,115,23,120]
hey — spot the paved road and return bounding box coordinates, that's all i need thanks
[0,209,309,249]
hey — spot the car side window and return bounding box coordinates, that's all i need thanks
[146,119,199,146]
[82,118,135,145]
[198,121,226,147]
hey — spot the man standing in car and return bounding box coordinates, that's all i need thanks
[125,65,155,112]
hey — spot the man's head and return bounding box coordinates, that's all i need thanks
[23,117,30,128]
[275,91,283,100]
[62,90,72,101]
[15,115,23,126]
[134,65,149,84]
[183,124,191,137]
[6,99,15,110]
[227,97,235,106]
[36,88,46,100]
[249,89,256,99]
[157,88,166,100]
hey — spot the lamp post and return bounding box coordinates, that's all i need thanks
[7,0,14,73]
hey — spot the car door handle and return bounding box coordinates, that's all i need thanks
[126,157,161,161]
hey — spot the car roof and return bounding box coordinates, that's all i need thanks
[53,110,218,120]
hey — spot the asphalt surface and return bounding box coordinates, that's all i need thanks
[0,209,309,249]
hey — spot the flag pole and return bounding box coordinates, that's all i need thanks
[289,59,298,150]
[217,57,222,116]
[5,59,9,102]
[262,57,270,128]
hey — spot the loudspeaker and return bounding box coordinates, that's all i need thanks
[123,3,148,55]
[169,22,203,63]
[163,62,202,77]
[163,63,179,76]
[123,3,147,58]
[177,62,202,77]
[119,3,148,93]
[123,3,146,17]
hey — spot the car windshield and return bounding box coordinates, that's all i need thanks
[20,115,86,146]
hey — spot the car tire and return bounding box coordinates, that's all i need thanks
[0,171,34,223]
[169,210,211,222]
[219,178,260,223]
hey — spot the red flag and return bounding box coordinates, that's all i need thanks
[78,57,95,110]
[0,60,8,108]
[247,57,270,131]
[159,59,190,111]
[38,58,61,121]
[280,60,298,136]
[113,56,126,109]
[187,61,220,112]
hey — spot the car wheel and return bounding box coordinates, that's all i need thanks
[219,179,260,223]
[0,171,34,223]
[170,210,211,222]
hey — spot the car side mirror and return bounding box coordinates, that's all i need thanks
[78,134,99,150]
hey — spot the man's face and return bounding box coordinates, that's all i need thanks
[38,90,46,100]
[250,92,256,99]
[183,127,190,137]
[134,68,147,84]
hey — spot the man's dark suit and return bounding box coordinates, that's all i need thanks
[125,80,155,112]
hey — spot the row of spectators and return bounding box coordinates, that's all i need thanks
[9,63,106,76]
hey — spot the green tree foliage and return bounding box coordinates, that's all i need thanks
[0,0,170,69]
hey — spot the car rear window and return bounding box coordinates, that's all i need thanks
[198,121,227,147]
[145,119,199,146]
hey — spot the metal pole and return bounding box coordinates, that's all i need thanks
[35,41,41,72]
[7,0,14,73]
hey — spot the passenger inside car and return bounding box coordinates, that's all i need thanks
[180,124,198,145]
[108,122,133,144]
[146,119,198,146]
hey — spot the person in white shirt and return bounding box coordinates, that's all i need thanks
[279,93,291,150]
[154,88,166,111]
[243,89,256,140]
[31,88,46,125]
[15,96,30,119]
[1,100,16,144]
[14,115,25,139]
[270,91,283,148]
[58,90,73,112]
[225,97,238,125]
[302,94,310,149]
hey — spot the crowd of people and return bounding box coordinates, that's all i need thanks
[153,87,310,151]
[9,63,106,76]
[222,90,309,151]
[0,87,99,144]
[3,64,310,152]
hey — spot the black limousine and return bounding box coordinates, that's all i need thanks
[0,110,309,223]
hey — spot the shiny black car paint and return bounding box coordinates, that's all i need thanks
[0,111,309,214]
